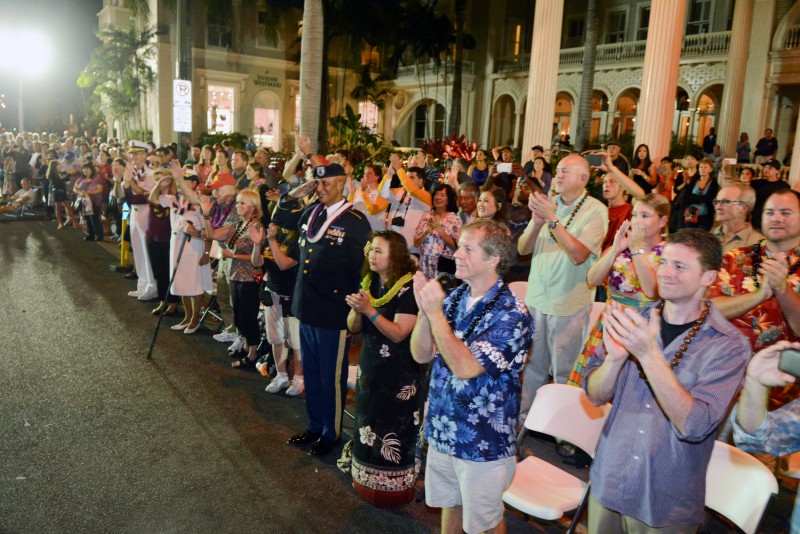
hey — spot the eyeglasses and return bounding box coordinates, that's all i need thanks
[712,199,745,206]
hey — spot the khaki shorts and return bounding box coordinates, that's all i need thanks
[264,292,301,349]
[425,447,516,534]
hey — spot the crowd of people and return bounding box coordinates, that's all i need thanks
[2,126,800,533]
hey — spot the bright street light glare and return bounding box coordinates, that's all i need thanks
[0,28,52,79]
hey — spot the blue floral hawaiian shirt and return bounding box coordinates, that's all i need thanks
[425,278,533,462]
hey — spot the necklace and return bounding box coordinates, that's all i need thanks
[751,240,800,289]
[549,192,588,240]
[445,281,508,340]
[360,272,414,308]
[638,300,710,381]
[227,218,251,250]
[305,201,353,243]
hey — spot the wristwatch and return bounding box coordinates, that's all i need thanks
[548,219,559,230]
[630,248,645,256]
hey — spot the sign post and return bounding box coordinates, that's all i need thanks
[173,79,192,133]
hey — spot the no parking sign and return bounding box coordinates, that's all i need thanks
[173,79,192,132]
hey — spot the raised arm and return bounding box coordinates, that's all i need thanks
[587,222,629,287]
[597,152,645,198]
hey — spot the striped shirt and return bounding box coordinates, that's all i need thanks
[584,301,750,527]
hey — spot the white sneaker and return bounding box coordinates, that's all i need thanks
[213,331,239,343]
[227,336,245,353]
[285,379,304,397]
[127,290,140,298]
[137,291,157,301]
[265,374,289,394]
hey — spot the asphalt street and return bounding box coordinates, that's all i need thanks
[0,220,443,533]
[1,219,794,533]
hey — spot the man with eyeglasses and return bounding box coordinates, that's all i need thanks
[711,185,763,254]
[709,189,800,351]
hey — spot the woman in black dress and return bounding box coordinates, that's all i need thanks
[345,230,423,508]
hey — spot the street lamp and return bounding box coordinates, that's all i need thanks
[0,28,52,131]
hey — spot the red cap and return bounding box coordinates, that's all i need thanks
[207,172,236,189]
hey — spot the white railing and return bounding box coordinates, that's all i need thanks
[396,60,475,79]
[681,31,731,57]
[495,31,732,73]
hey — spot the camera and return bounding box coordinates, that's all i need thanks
[391,216,405,227]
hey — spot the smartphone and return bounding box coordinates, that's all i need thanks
[585,153,603,167]
[723,158,737,165]
[779,349,800,378]
[497,162,512,173]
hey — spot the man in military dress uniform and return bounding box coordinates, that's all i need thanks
[123,140,157,300]
[273,160,371,456]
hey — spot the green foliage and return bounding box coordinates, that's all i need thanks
[670,133,700,160]
[77,25,158,131]
[329,103,390,173]
[349,65,396,110]
[127,128,154,141]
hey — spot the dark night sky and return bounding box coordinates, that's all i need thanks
[0,0,104,133]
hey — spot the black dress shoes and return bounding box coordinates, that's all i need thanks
[309,437,338,456]
[287,430,321,446]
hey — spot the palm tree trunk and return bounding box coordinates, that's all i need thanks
[300,0,324,154]
[574,0,599,152]
[318,32,331,153]
[447,0,466,135]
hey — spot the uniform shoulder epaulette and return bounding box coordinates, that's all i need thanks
[347,208,365,220]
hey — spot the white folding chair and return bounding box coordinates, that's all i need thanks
[705,440,778,534]
[503,384,610,530]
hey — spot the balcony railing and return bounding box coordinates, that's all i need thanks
[681,31,731,57]
[496,30,732,73]
[396,59,475,79]
[783,26,800,49]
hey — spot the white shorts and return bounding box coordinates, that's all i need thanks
[264,291,301,350]
[425,447,516,534]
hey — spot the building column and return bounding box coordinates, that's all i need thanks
[513,110,523,148]
[790,108,800,188]
[521,0,564,164]
[717,0,754,155]
[634,0,686,160]
[740,0,776,140]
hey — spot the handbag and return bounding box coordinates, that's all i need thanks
[258,279,273,306]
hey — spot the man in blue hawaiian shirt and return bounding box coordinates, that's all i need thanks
[411,219,533,534]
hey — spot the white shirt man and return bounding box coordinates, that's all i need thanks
[122,140,157,300]
[517,154,608,418]
[0,179,35,213]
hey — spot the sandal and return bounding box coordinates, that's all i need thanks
[229,348,247,359]
[231,356,256,369]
